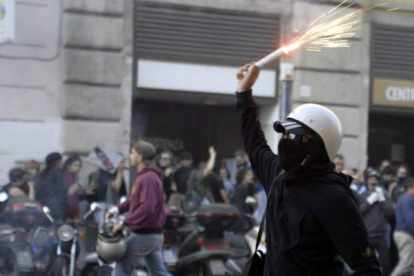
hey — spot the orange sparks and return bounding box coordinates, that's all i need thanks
[256,1,395,67]
[281,42,300,54]
[285,1,394,53]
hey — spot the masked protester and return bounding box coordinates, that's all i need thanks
[358,170,394,276]
[236,63,381,276]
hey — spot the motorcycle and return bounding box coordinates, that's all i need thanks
[0,191,56,276]
[163,194,189,273]
[78,202,148,276]
[47,222,78,276]
[176,203,255,276]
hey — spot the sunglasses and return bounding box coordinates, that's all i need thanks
[282,131,314,145]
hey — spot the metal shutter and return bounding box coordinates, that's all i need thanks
[372,24,414,79]
[134,1,281,66]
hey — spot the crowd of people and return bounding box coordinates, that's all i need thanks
[333,155,414,276]
[155,146,266,221]
[0,146,264,222]
[1,151,127,222]
[1,147,414,275]
[0,143,266,276]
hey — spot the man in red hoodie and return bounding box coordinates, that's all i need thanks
[108,140,171,276]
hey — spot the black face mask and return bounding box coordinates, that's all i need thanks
[278,138,309,171]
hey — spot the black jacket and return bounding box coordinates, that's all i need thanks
[358,191,394,237]
[237,91,381,276]
[35,170,69,221]
[232,183,255,214]
[174,166,193,194]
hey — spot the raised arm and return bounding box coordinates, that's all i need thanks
[236,63,280,192]
[203,146,217,177]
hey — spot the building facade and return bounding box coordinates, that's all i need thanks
[1,0,413,184]
[130,0,370,170]
[0,0,131,184]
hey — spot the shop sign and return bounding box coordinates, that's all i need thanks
[373,78,414,108]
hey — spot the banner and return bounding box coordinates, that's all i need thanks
[0,0,15,44]
[87,147,123,174]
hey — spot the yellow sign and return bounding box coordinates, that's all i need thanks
[372,78,414,108]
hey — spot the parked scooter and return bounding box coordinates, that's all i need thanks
[0,191,56,276]
[163,194,189,273]
[75,202,108,276]
[76,202,101,276]
[47,222,78,276]
[176,203,256,276]
[95,208,127,276]
[79,202,148,276]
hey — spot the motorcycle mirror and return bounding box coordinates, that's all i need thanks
[90,202,100,211]
[43,206,54,222]
[0,192,8,202]
[120,196,127,204]
[43,206,51,214]
[245,196,257,208]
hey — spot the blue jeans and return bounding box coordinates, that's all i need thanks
[115,233,171,276]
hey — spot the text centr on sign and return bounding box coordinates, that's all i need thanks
[372,78,414,109]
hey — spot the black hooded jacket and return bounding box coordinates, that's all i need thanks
[35,170,68,221]
[237,91,381,276]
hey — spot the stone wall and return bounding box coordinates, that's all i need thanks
[0,0,132,185]
[0,0,62,183]
[60,0,132,185]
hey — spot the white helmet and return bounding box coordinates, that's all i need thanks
[286,104,342,160]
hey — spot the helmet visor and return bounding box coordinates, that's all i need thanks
[273,120,309,135]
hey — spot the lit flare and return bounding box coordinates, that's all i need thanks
[255,1,397,67]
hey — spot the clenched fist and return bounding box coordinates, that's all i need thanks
[236,63,260,93]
